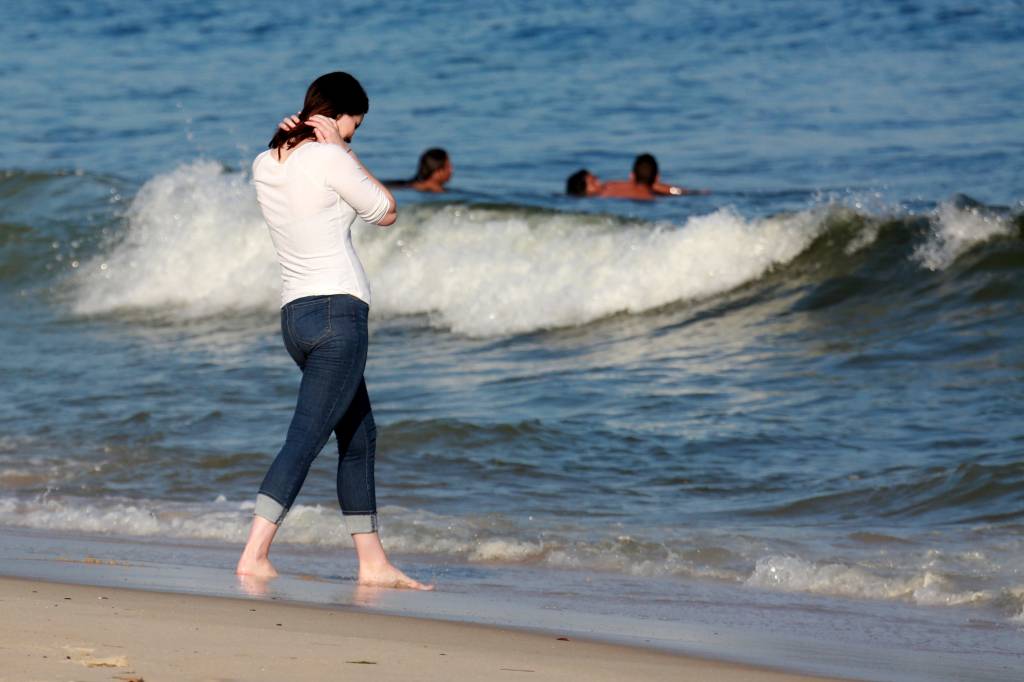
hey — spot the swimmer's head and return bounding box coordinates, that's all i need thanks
[567,169,601,197]
[270,72,369,150]
[632,153,659,187]
[415,148,451,184]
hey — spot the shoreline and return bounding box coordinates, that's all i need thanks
[0,574,849,682]
[1,525,1019,682]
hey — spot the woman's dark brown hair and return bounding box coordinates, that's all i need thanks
[269,72,369,150]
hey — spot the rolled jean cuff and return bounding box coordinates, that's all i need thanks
[254,493,287,525]
[345,513,378,535]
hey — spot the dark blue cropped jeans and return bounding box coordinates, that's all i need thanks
[254,294,378,534]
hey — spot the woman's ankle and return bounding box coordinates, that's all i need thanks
[351,531,390,566]
[240,547,270,561]
[238,515,280,568]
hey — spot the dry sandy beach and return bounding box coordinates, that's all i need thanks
[0,576,851,682]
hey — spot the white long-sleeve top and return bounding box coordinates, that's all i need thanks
[252,142,392,307]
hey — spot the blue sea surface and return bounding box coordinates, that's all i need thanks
[1,2,1023,680]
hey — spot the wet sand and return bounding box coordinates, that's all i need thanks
[0,576,850,682]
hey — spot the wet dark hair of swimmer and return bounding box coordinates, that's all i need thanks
[269,72,369,150]
[632,153,659,187]
[414,148,450,182]
[566,169,591,196]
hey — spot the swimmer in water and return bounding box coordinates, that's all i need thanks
[387,148,452,193]
[598,153,705,200]
[565,169,603,197]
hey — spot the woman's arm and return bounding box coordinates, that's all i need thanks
[344,146,398,226]
[305,115,398,226]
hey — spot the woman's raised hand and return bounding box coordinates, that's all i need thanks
[306,114,348,149]
[276,114,349,150]
[278,114,300,131]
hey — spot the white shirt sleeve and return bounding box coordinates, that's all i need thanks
[317,144,392,225]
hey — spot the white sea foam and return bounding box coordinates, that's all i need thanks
[913,201,1013,271]
[745,555,990,607]
[0,496,699,575]
[2,494,1015,616]
[70,161,839,335]
[1009,587,1024,623]
[71,161,279,317]
[469,538,546,562]
[0,496,244,542]
[359,204,827,336]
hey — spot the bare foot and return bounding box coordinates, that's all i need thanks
[358,563,434,590]
[236,556,279,579]
[237,573,272,597]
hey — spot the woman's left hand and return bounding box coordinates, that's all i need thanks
[306,115,349,150]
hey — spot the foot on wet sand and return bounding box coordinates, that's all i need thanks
[358,563,434,590]
[236,573,273,597]
[236,556,279,579]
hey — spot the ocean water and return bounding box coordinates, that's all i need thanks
[2,1,1024,679]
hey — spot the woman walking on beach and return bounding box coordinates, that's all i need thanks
[237,72,431,590]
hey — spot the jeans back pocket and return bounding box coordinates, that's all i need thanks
[286,297,332,348]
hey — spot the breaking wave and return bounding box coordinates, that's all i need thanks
[50,162,1020,336]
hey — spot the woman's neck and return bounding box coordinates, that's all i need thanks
[273,138,313,163]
